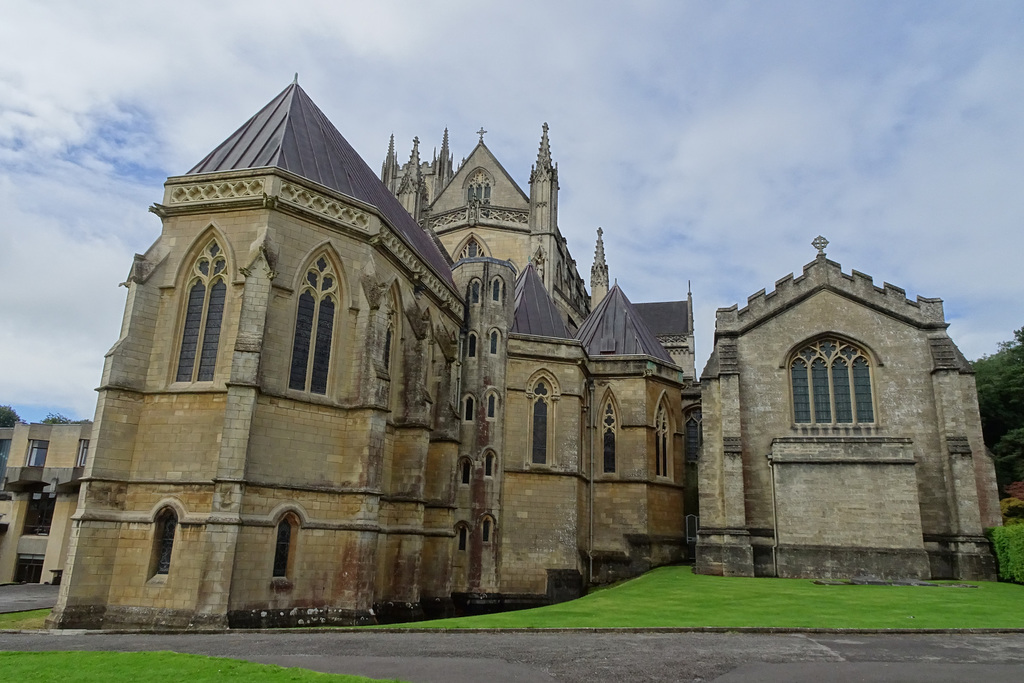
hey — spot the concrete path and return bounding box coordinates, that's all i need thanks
[1,630,1024,682]
[0,583,59,614]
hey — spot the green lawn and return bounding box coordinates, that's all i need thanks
[410,566,1024,629]
[0,608,50,630]
[0,651,401,682]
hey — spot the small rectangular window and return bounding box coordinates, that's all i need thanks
[27,440,48,467]
[14,554,45,583]
[76,439,90,467]
[23,493,56,535]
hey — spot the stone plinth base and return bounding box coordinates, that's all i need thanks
[695,528,754,577]
[776,544,930,580]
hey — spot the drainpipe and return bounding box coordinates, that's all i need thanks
[588,381,596,583]
[769,453,779,577]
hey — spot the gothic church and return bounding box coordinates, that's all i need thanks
[48,82,999,629]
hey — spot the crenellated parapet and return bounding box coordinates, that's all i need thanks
[715,254,948,335]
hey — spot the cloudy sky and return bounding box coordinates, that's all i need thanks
[2,0,1022,422]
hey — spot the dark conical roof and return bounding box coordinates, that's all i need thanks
[575,284,673,363]
[187,82,453,285]
[511,264,570,339]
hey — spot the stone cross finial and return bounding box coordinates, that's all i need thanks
[477,127,487,143]
[812,235,829,256]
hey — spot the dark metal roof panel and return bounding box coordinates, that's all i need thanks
[511,264,571,339]
[633,301,691,336]
[576,285,673,363]
[187,83,454,286]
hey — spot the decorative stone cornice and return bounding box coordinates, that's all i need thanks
[375,228,464,317]
[169,178,266,204]
[279,182,371,232]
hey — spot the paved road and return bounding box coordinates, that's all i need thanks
[0,583,59,614]
[1,630,1023,682]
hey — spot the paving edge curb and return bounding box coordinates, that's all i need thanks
[4,627,1024,636]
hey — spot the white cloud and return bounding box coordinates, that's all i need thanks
[1,0,1023,417]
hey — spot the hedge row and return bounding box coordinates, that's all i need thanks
[988,524,1024,584]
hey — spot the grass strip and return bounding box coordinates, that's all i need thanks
[0,651,402,682]
[0,608,50,630]
[410,566,1024,629]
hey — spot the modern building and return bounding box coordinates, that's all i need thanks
[0,421,92,584]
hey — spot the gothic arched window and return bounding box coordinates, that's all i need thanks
[153,508,177,576]
[456,524,468,551]
[790,339,874,424]
[685,410,702,462]
[460,458,472,485]
[470,280,481,304]
[289,255,338,394]
[655,402,670,477]
[467,333,477,358]
[459,238,486,260]
[464,395,475,422]
[602,400,617,473]
[466,170,491,204]
[487,392,497,419]
[489,330,499,354]
[481,516,494,543]
[491,278,502,301]
[531,381,550,464]
[484,451,495,477]
[177,239,227,382]
[272,514,298,578]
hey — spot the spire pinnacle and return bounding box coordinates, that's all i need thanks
[590,226,609,309]
[537,122,552,167]
[293,72,299,85]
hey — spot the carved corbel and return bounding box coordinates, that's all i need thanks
[405,305,431,341]
[361,275,390,310]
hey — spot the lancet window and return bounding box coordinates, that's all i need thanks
[153,508,177,576]
[602,400,616,473]
[790,339,874,424]
[289,255,338,394]
[176,239,227,382]
[531,380,550,464]
[685,410,702,462]
[272,514,298,578]
[655,402,670,477]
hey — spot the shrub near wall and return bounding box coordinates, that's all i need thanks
[988,525,1024,584]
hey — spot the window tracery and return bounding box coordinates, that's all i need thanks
[289,254,338,394]
[466,169,491,204]
[177,239,227,382]
[790,339,874,424]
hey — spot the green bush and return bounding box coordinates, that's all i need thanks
[1001,497,1024,525]
[988,525,1024,583]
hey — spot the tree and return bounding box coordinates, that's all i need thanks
[974,327,1024,492]
[0,405,19,428]
[40,412,87,424]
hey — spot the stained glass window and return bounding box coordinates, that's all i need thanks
[290,254,338,394]
[177,240,227,382]
[790,339,874,425]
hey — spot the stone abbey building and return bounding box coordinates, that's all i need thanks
[46,82,1000,629]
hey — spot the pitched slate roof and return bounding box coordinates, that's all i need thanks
[187,82,454,285]
[511,264,570,339]
[576,285,673,363]
[634,301,691,335]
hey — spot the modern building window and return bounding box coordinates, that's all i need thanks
[464,396,475,421]
[491,278,502,301]
[531,381,550,464]
[489,330,499,354]
[790,339,874,424]
[289,255,338,394]
[14,554,44,584]
[272,515,297,578]
[484,451,495,477]
[177,239,227,382]
[22,493,56,535]
[685,410,702,462]
[76,439,90,467]
[467,333,477,358]
[0,438,10,483]
[460,458,472,484]
[602,400,616,473]
[27,440,48,467]
[153,508,177,576]
[655,402,670,477]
